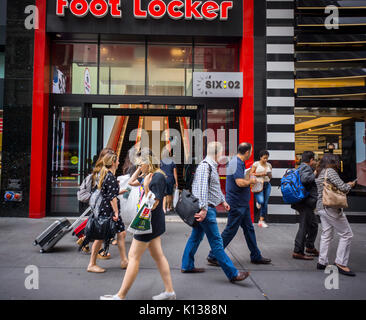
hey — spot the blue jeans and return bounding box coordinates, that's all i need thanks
[208,205,262,262]
[254,182,271,218]
[181,207,238,280]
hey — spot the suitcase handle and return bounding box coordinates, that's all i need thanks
[67,207,91,232]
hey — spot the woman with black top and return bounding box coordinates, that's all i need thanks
[87,152,129,273]
[100,151,176,300]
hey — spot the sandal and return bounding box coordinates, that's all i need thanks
[82,245,90,254]
[76,237,84,246]
[97,249,111,260]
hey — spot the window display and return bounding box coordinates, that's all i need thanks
[295,108,366,211]
[356,122,366,187]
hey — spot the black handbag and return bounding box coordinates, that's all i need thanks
[79,214,116,254]
[175,189,201,228]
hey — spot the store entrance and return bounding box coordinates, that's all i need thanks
[49,104,201,216]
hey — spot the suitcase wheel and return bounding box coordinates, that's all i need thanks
[40,249,45,253]
[33,241,38,246]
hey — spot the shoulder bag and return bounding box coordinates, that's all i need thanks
[250,164,264,193]
[322,169,348,209]
[175,189,200,228]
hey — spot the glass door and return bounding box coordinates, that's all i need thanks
[49,105,99,215]
[50,106,82,215]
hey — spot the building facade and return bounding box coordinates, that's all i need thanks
[0,0,365,221]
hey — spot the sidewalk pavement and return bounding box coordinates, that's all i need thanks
[0,217,365,300]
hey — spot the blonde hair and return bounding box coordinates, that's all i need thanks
[97,152,118,189]
[91,148,115,187]
[92,149,114,185]
[135,150,166,178]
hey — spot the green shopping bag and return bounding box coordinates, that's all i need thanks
[127,191,155,235]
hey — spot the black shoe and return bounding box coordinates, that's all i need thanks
[334,263,356,277]
[207,257,220,267]
[181,268,205,273]
[251,257,271,265]
[317,263,327,270]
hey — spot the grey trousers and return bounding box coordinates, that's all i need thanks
[318,207,353,267]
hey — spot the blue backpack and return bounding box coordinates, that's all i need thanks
[280,169,309,204]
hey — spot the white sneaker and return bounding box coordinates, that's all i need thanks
[258,221,269,228]
[100,294,124,300]
[256,202,261,209]
[152,291,176,300]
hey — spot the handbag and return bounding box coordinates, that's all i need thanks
[80,214,117,254]
[175,189,200,228]
[251,179,263,193]
[250,164,264,193]
[79,178,116,253]
[322,169,348,209]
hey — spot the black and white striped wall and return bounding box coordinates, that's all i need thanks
[266,0,296,218]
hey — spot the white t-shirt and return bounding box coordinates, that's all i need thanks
[253,161,272,183]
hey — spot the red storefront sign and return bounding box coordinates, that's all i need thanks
[56,0,233,21]
[57,0,122,17]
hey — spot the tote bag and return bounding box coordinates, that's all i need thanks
[322,169,348,209]
[127,190,156,235]
[117,175,140,224]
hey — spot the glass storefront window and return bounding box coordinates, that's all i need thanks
[194,45,239,72]
[0,52,4,78]
[295,108,366,193]
[207,108,236,153]
[0,52,4,187]
[99,43,145,95]
[50,42,241,96]
[51,106,82,214]
[52,43,98,94]
[147,44,193,96]
[206,108,236,200]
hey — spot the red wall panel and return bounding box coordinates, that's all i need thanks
[29,0,49,218]
[239,0,255,221]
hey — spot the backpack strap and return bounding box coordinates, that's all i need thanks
[202,160,213,185]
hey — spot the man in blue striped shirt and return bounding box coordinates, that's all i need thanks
[181,142,250,283]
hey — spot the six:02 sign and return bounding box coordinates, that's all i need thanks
[56,0,234,21]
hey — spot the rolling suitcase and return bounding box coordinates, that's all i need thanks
[72,219,88,239]
[33,218,71,253]
[33,207,91,253]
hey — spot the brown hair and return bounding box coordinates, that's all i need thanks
[315,154,341,178]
